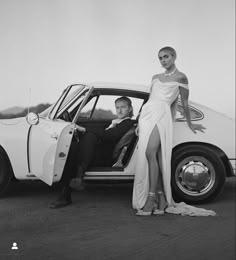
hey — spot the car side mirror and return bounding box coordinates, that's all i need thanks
[26,112,39,125]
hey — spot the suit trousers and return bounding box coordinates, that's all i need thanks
[61,132,98,186]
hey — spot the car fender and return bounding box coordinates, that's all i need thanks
[174,111,235,160]
[0,117,30,179]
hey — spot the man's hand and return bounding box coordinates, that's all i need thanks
[75,125,86,133]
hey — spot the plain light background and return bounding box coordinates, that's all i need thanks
[0,0,235,118]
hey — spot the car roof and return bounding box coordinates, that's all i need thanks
[84,82,205,108]
[80,82,233,119]
[87,82,151,93]
[86,82,201,106]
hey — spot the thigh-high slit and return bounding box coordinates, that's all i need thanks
[145,125,161,194]
[132,100,175,210]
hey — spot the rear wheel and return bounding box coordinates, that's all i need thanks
[0,149,13,196]
[171,144,226,204]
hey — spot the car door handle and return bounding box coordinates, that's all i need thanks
[51,132,58,140]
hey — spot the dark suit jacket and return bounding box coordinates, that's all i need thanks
[87,118,134,165]
[89,118,134,144]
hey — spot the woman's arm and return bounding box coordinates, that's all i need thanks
[179,87,206,134]
[179,87,191,126]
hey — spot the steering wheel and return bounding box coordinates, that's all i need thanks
[61,110,72,122]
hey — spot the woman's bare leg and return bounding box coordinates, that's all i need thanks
[156,152,168,210]
[142,125,161,211]
[156,153,164,191]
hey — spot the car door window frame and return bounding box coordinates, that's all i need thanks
[77,95,99,120]
[72,86,94,123]
[47,85,82,120]
[48,84,93,121]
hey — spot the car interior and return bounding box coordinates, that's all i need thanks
[60,88,148,171]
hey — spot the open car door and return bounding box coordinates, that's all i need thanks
[28,84,93,185]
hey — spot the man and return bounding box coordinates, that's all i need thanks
[49,96,134,208]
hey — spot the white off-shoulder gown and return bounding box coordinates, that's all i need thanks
[132,78,216,216]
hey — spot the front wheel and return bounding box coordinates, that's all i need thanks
[0,149,13,196]
[171,144,226,204]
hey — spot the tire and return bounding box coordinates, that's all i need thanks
[171,144,226,204]
[0,149,13,196]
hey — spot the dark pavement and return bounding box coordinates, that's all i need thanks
[0,177,235,260]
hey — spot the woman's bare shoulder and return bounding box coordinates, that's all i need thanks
[175,71,189,84]
[152,73,162,81]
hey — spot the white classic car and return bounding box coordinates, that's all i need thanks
[0,83,235,203]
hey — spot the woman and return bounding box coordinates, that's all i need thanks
[133,46,216,216]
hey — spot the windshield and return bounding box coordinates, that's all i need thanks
[58,87,84,113]
[39,104,54,118]
[48,84,86,120]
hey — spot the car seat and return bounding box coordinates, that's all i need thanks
[112,126,136,167]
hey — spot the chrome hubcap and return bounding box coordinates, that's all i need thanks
[175,156,216,196]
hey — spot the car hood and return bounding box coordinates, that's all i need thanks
[0,117,25,125]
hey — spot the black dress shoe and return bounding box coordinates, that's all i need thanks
[49,187,72,209]
[49,196,72,209]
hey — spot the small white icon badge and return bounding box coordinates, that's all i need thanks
[11,242,18,250]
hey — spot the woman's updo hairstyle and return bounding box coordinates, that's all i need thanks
[158,46,177,59]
